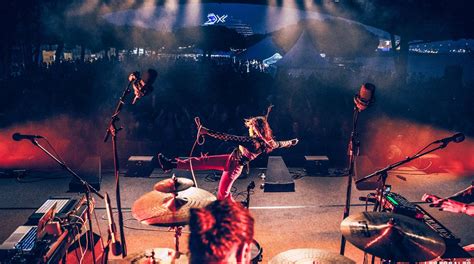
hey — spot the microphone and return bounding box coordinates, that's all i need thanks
[354,83,376,111]
[12,133,44,141]
[105,193,122,256]
[131,69,158,104]
[433,132,465,145]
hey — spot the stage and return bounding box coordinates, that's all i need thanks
[0,166,472,263]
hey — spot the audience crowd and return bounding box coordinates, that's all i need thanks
[1,54,472,167]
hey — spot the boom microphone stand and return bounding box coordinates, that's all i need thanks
[103,79,135,258]
[29,138,104,264]
[356,133,465,211]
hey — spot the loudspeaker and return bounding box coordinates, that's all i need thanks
[304,156,329,175]
[69,156,101,192]
[354,155,380,190]
[126,156,156,177]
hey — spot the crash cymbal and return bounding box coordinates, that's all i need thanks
[340,212,446,262]
[269,248,355,264]
[132,187,216,226]
[154,176,194,193]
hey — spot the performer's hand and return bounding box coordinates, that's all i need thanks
[199,126,209,135]
[463,244,474,252]
[128,73,138,82]
[438,199,470,214]
[290,138,299,146]
[422,193,443,205]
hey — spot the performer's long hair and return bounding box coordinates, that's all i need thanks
[245,116,274,153]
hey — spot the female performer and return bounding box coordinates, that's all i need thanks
[157,107,298,200]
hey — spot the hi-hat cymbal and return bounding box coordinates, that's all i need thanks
[341,212,446,262]
[154,177,194,193]
[269,248,355,264]
[132,187,216,226]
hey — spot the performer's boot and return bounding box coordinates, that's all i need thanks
[157,153,177,172]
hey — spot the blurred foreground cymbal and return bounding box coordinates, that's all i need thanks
[110,248,189,264]
[154,177,194,193]
[269,248,355,264]
[132,187,216,226]
[341,212,446,262]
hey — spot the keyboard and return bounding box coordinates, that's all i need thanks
[27,196,83,225]
[0,226,37,252]
[15,227,38,251]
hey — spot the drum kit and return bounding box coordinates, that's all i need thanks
[125,174,215,263]
[126,175,447,263]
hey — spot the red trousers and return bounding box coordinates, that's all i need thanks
[176,154,243,200]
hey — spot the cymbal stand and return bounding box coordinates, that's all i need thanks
[170,226,184,258]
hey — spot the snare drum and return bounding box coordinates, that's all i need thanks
[250,239,263,263]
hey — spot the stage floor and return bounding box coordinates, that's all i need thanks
[0,166,473,263]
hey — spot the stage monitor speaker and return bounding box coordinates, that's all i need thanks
[69,156,101,192]
[304,155,329,176]
[264,156,295,192]
[126,155,156,177]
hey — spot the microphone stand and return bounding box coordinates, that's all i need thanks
[356,141,450,211]
[355,141,451,264]
[103,80,134,257]
[29,138,104,264]
[339,106,360,255]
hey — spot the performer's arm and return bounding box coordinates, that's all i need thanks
[438,200,474,216]
[274,139,299,148]
[201,127,254,144]
[422,191,474,217]
[447,184,474,204]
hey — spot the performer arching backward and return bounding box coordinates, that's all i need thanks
[157,106,299,200]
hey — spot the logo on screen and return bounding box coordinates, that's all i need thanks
[204,13,228,25]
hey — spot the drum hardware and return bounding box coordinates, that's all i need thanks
[131,176,216,261]
[153,175,194,193]
[269,248,355,264]
[241,180,262,263]
[122,247,188,264]
[250,239,263,264]
[340,212,446,262]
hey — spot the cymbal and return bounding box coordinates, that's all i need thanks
[154,177,194,193]
[269,248,355,264]
[341,212,446,262]
[132,187,216,226]
[112,248,189,264]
